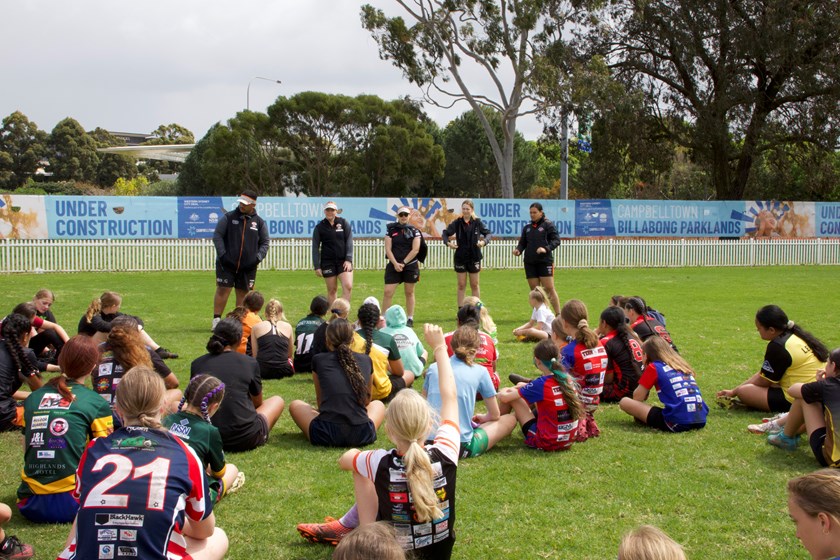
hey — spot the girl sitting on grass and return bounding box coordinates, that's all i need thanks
[164,374,245,503]
[513,286,554,341]
[289,319,385,448]
[251,298,294,379]
[498,339,583,452]
[340,324,459,559]
[620,336,708,432]
[598,306,644,402]
[766,347,840,460]
[462,296,498,343]
[558,299,608,441]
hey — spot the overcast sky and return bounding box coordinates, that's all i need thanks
[1,1,542,141]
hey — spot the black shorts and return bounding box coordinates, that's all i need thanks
[223,413,269,452]
[524,261,553,279]
[646,406,705,433]
[767,386,792,413]
[216,259,257,291]
[384,262,420,285]
[810,427,830,467]
[309,418,377,448]
[454,257,481,274]
[320,261,347,278]
[380,375,408,403]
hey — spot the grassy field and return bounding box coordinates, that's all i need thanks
[0,266,833,559]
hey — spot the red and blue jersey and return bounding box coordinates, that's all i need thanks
[518,375,579,451]
[560,340,608,409]
[57,426,211,560]
[638,361,708,427]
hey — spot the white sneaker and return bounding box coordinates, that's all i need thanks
[227,471,246,495]
[748,419,783,434]
[211,317,221,331]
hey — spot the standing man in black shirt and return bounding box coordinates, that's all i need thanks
[312,201,353,304]
[383,206,421,327]
[212,190,270,330]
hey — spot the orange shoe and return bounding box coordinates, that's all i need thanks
[296,517,352,546]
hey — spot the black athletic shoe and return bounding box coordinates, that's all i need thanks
[508,373,533,385]
[156,347,179,360]
[406,318,414,328]
[0,535,34,559]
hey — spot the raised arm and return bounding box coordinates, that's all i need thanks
[425,324,456,426]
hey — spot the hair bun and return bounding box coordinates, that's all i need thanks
[787,320,795,329]
[577,319,588,329]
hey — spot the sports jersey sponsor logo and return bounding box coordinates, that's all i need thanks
[98,544,114,559]
[231,219,239,225]
[413,522,432,536]
[29,432,44,447]
[48,438,67,449]
[50,417,70,436]
[435,487,447,501]
[119,530,137,541]
[111,436,155,450]
[551,386,563,395]
[434,519,449,533]
[96,378,111,392]
[687,403,697,412]
[97,529,117,541]
[762,360,775,373]
[95,513,144,527]
[389,468,407,482]
[30,414,49,430]
[37,450,55,459]
[169,419,192,439]
[388,483,407,492]
[117,546,137,556]
[433,529,450,542]
[582,387,601,395]
[390,492,409,503]
[414,535,433,548]
[38,394,72,410]
[675,388,689,397]
[98,363,113,377]
[392,511,411,522]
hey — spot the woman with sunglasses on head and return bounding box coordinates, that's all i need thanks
[383,206,422,327]
[313,201,354,305]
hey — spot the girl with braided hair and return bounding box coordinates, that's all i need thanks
[164,374,244,502]
[598,306,644,402]
[0,313,42,432]
[250,298,294,379]
[60,366,229,560]
[717,305,828,412]
[620,336,708,432]
[498,339,584,451]
[558,299,608,441]
[350,302,412,402]
[290,319,385,447]
[17,335,113,523]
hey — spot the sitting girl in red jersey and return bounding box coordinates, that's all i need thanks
[499,339,584,452]
[598,306,644,402]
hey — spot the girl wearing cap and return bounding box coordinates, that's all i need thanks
[313,201,354,304]
[383,206,422,326]
[442,199,492,308]
[717,305,828,412]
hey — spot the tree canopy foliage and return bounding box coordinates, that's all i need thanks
[0,111,47,189]
[592,0,840,199]
[361,0,587,198]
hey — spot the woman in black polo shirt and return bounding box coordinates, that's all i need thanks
[313,201,353,304]
[512,202,561,314]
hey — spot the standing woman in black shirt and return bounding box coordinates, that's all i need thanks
[442,199,492,308]
[313,201,354,304]
[512,202,562,314]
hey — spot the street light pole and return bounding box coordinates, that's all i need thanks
[246,76,282,111]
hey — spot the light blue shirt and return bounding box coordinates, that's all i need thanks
[424,356,496,443]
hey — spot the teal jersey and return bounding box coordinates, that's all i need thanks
[18,381,113,498]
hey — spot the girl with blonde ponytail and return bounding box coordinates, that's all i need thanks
[498,339,583,451]
[250,297,295,379]
[339,324,459,559]
[60,365,229,560]
[512,286,554,341]
[558,299,608,441]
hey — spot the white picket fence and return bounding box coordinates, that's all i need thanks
[1,237,838,273]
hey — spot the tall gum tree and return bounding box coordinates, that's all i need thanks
[596,0,840,200]
[361,0,587,198]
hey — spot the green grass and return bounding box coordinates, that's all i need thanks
[1,266,834,559]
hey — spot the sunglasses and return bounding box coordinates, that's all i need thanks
[398,212,409,217]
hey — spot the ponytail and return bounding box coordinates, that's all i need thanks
[2,314,38,382]
[180,374,226,422]
[533,340,583,421]
[403,440,443,523]
[328,320,369,406]
[560,299,599,349]
[51,335,101,401]
[756,305,829,362]
[85,298,101,323]
[450,325,479,366]
[115,366,164,429]
[358,303,379,355]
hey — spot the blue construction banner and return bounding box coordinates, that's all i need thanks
[0,194,837,239]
